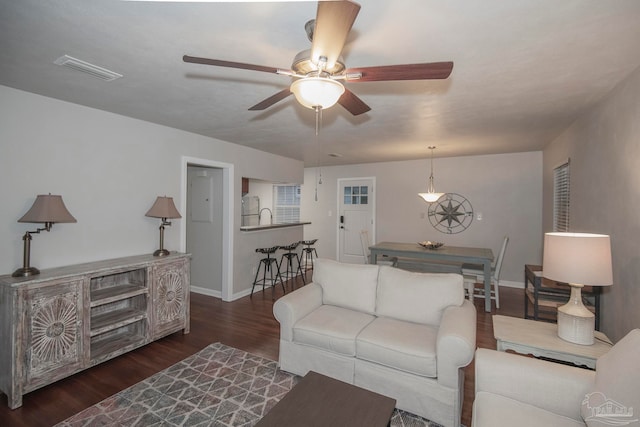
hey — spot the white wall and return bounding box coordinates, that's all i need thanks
[543,66,640,342]
[301,152,543,285]
[0,85,304,298]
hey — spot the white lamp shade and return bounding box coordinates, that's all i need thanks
[290,77,345,109]
[542,232,613,286]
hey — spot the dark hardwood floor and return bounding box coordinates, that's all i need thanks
[0,275,525,427]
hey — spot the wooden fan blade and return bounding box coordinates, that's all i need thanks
[248,88,292,111]
[338,89,371,116]
[346,62,454,82]
[183,55,280,74]
[311,0,360,71]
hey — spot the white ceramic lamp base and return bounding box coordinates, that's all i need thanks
[557,284,595,345]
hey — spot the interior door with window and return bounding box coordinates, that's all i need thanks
[338,178,375,264]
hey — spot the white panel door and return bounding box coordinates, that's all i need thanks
[338,178,375,264]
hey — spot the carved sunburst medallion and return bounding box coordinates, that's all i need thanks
[428,193,474,234]
[157,270,184,322]
[30,293,78,371]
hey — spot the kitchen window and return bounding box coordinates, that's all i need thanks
[273,185,301,223]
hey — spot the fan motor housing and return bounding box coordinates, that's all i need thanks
[292,49,346,75]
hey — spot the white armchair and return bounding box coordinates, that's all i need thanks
[472,329,640,427]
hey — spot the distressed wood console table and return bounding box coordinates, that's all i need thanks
[0,253,190,409]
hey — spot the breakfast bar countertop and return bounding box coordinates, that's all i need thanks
[240,222,311,232]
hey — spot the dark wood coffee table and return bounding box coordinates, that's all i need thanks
[255,371,396,427]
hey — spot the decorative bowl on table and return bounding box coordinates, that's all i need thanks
[418,241,444,250]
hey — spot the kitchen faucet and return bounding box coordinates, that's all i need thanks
[259,208,273,225]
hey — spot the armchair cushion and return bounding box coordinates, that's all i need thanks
[356,316,438,377]
[581,329,640,427]
[473,392,586,427]
[313,258,380,314]
[376,266,464,326]
[474,348,594,422]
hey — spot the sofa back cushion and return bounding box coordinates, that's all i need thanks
[581,329,640,427]
[312,258,380,314]
[376,266,464,325]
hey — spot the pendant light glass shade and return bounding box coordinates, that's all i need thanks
[418,146,444,203]
[290,77,345,110]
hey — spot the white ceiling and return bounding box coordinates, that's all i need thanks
[1,0,639,166]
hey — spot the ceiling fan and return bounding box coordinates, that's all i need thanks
[183,0,453,116]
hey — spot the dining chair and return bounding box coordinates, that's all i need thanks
[462,236,509,308]
[360,230,398,266]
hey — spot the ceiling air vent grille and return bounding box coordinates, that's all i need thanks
[54,55,123,82]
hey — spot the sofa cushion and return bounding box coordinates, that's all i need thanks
[376,266,464,325]
[312,258,380,314]
[473,391,586,427]
[581,329,640,427]
[293,305,375,356]
[356,316,438,378]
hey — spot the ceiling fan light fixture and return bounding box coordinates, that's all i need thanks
[290,77,345,110]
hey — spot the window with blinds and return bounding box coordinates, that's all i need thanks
[273,185,301,223]
[553,161,570,232]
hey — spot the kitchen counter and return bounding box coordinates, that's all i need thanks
[240,222,311,232]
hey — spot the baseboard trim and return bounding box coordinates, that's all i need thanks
[191,286,221,298]
[497,280,524,289]
[191,283,283,301]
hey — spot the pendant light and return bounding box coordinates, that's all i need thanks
[418,146,444,203]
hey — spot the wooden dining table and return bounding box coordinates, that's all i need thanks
[369,241,495,312]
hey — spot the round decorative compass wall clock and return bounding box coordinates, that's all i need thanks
[428,193,474,234]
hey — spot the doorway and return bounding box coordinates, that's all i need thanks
[337,177,376,264]
[180,157,234,301]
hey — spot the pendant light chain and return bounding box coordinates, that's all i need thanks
[428,145,436,193]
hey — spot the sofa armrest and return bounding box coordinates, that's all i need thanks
[436,299,477,388]
[273,282,323,342]
[475,348,595,421]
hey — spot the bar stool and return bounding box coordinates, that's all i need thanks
[278,242,307,290]
[251,246,285,298]
[300,239,318,272]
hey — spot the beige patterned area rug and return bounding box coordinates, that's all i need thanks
[57,342,439,427]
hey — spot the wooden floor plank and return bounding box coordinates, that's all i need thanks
[0,275,524,427]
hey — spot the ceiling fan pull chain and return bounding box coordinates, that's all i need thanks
[316,106,323,184]
[314,105,324,201]
[315,105,321,137]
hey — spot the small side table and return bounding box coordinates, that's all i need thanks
[493,315,612,369]
[524,264,601,329]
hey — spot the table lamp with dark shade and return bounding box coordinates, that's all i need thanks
[13,194,77,277]
[542,232,613,345]
[146,196,181,257]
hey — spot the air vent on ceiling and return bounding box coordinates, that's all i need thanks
[54,55,123,82]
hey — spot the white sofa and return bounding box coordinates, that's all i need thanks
[472,329,640,427]
[273,258,476,427]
